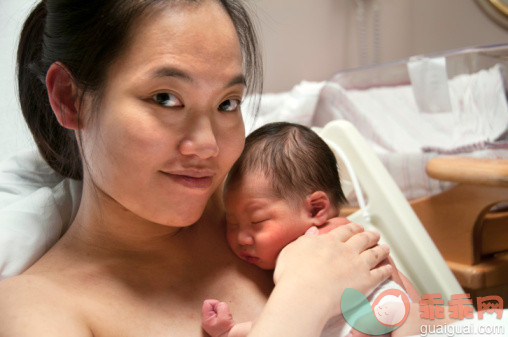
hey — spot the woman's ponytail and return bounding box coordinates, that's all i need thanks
[16,1,82,180]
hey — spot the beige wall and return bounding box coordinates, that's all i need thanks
[256,0,508,92]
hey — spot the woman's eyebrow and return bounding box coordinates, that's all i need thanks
[150,66,193,82]
[149,66,245,88]
[227,74,246,88]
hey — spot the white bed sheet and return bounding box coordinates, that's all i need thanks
[0,149,81,279]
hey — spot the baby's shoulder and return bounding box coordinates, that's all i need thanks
[317,221,340,234]
[0,274,92,336]
[317,217,352,234]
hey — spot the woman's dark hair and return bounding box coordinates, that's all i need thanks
[17,0,262,180]
[225,122,347,208]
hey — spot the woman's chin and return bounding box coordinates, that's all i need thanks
[161,202,209,227]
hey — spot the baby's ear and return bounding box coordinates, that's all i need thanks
[304,191,330,226]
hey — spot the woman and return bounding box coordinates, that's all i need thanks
[0,0,392,336]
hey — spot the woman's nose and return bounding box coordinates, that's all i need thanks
[179,116,219,159]
[237,230,254,246]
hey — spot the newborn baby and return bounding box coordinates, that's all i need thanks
[201,122,410,337]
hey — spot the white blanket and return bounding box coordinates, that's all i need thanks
[0,150,81,280]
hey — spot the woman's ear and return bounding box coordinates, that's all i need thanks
[46,61,81,130]
[304,191,331,226]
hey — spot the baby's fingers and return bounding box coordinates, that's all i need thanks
[215,302,233,322]
[202,299,220,320]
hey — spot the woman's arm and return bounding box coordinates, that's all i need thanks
[248,222,393,337]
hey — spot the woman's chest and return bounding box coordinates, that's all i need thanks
[82,266,273,337]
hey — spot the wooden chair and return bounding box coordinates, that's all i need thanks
[340,155,508,307]
[412,157,508,307]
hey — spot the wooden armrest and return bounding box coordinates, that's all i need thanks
[426,156,508,187]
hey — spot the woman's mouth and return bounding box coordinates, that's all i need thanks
[160,170,214,189]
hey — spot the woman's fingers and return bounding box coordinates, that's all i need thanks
[273,219,398,320]
[344,229,381,254]
[327,221,364,241]
[369,263,393,285]
[326,217,351,227]
[361,244,390,268]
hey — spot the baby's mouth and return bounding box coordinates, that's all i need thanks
[240,252,260,264]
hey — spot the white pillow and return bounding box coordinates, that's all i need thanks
[0,149,81,280]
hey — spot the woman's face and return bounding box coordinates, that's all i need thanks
[81,1,246,227]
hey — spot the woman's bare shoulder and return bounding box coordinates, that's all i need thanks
[0,274,92,337]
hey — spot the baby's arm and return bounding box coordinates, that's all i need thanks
[201,299,253,337]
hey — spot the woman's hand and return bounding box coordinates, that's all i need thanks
[248,222,392,337]
[315,217,421,302]
[273,221,392,317]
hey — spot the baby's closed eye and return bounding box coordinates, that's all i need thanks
[251,218,269,225]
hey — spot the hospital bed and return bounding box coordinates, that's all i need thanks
[313,44,508,305]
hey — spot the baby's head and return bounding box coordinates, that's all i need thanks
[224,122,347,269]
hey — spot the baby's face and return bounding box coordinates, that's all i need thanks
[224,172,311,269]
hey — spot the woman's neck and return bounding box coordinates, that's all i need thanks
[26,181,273,320]
[62,179,227,270]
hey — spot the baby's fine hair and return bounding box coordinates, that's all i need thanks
[225,122,347,207]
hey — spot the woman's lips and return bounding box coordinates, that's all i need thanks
[160,170,214,189]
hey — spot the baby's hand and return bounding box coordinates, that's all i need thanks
[201,299,235,337]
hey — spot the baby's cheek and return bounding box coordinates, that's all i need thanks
[261,231,291,257]
[226,230,237,250]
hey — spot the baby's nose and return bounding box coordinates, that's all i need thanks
[237,231,254,246]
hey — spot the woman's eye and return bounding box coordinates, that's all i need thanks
[152,93,182,107]
[218,99,240,112]
[252,219,268,225]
